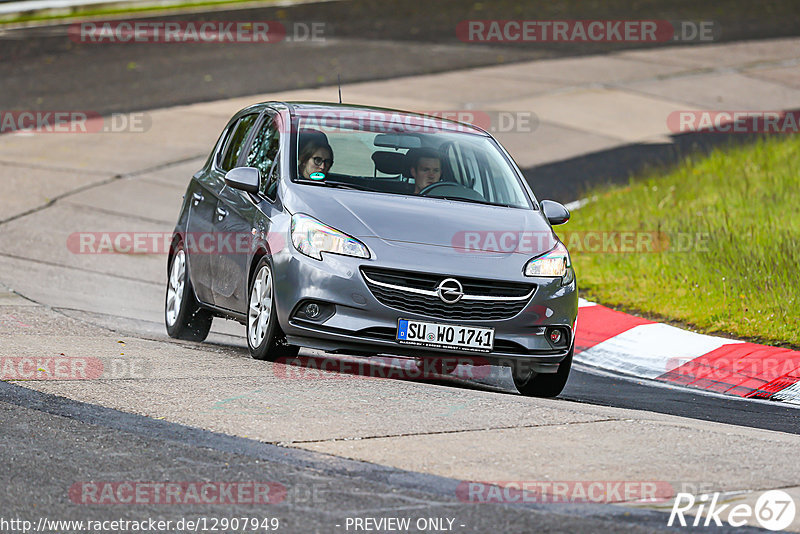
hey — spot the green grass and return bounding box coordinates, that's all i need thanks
[560,136,800,347]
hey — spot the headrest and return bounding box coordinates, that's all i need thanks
[298,129,329,152]
[371,151,407,176]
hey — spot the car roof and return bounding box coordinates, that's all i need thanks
[250,101,490,137]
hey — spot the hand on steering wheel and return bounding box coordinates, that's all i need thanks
[418,181,453,196]
[417,181,488,202]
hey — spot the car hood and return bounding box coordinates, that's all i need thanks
[284,186,557,256]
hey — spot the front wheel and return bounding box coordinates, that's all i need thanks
[165,243,213,342]
[512,347,573,398]
[247,257,299,361]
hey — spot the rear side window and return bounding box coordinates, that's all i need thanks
[244,117,281,200]
[219,114,258,172]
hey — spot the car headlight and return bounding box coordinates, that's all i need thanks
[524,242,574,284]
[291,213,370,261]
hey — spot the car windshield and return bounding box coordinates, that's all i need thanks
[293,114,533,209]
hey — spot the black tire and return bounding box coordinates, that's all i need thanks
[165,242,213,342]
[512,347,573,398]
[247,257,299,361]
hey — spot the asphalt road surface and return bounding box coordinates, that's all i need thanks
[0,381,776,534]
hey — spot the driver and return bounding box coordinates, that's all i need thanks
[298,133,334,180]
[407,148,442,194]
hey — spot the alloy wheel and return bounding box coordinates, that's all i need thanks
[248,265,273,348]
[165,249,185,327]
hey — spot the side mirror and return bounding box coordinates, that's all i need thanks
[541,200,570,225]
[224,167,260,194]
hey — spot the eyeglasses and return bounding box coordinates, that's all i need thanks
[311,156,333,166]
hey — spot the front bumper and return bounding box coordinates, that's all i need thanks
[273,238,578,366]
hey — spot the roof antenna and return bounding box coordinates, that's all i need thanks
[338,75,342,104]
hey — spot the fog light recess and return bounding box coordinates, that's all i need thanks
[545,327,569,348]
[293,300,335,323]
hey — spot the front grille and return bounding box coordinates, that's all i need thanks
[361,267,535,321]
[357,327,397,341]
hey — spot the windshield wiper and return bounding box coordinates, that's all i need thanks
[296,179,377,192]
[325,181,379,192]
[438,196,518,208]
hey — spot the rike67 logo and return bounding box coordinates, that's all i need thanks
[668,490,796,531]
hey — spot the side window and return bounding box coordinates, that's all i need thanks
[245,117,281,200]
[219,114,258,172]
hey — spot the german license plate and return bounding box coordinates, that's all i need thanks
[396,319,494,352]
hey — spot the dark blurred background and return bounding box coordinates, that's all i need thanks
[2,0,799,115]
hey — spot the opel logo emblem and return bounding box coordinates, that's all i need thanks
[436,278,464,304]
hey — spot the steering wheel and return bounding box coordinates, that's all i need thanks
[418,181,485,201]
[417,181,453,196]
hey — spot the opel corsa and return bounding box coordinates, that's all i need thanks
[165,102,577,397]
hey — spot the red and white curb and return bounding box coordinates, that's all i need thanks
[574,299,800,404]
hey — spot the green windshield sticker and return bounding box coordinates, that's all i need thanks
[310,172,326,181]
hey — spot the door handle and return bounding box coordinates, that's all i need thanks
[216,207,228,220]
[192,192,204,205]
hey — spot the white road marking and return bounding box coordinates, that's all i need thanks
[575,322,743,379]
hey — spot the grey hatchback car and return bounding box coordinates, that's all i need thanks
[165,102,577,397]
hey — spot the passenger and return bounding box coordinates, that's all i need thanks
[298,139,334,179]
[407,148,443,194]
